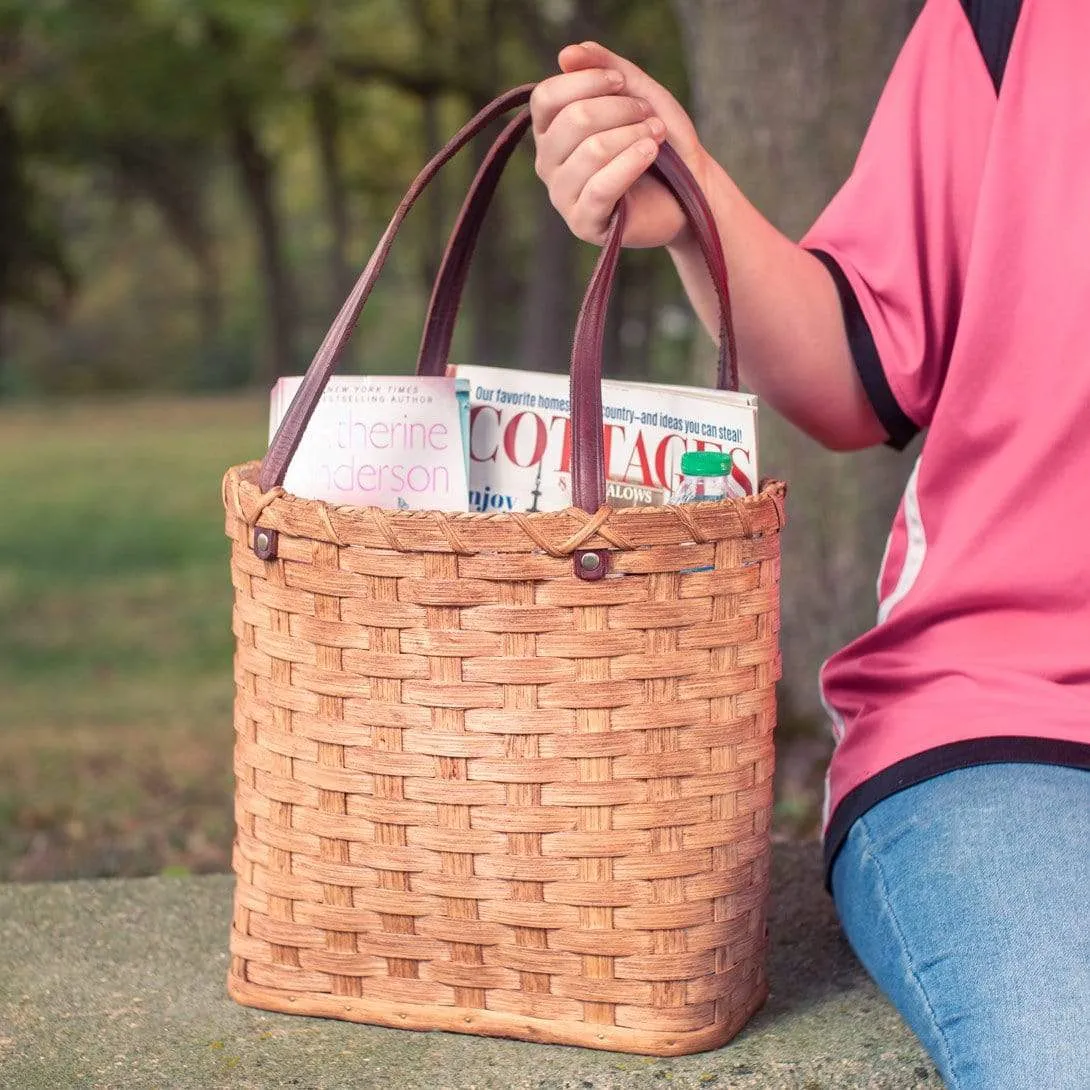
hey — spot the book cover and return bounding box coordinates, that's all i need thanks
[268,376,469,511]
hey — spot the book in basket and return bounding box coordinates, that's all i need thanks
[268,375,469,510]
[453,364,758,513]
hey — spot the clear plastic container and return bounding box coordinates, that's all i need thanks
[669,451,740,573]
[670,450,741,504]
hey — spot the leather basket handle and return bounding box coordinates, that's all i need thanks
[260,85,537,494]
[257,83,739,581]
[416,120,738,392]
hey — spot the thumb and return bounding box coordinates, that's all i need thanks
[557,41,699,155]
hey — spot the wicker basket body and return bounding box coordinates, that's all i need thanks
[224,463,784,1056]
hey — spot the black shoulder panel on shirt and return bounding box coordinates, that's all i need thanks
[958,0,1024,92]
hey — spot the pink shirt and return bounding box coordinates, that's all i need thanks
[801,0,1090,873]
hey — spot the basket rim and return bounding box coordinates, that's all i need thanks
[223,461,786,556]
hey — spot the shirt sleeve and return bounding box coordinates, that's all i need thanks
[801,0,996,449]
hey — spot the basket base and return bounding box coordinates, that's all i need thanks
[227,972,767,1057]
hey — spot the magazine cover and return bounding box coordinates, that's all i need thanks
[454,364,758,513]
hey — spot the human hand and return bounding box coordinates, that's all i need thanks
[530,41,710,248]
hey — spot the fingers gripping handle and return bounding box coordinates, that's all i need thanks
[417,128,738,392]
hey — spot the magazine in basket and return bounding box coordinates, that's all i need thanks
[453,364,758,513]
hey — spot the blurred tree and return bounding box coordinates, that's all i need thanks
[0,101,73,388]
[3,0,311,383]
[103,136,222,359]
[3,0,233,380]
[202,9,300,382]
[456,0,516,366]
[324,0,513,361]
[673,0,924,745]
[0,0,693,392]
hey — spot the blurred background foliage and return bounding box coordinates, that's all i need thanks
[0,0,921,880]
[0,0,696,398]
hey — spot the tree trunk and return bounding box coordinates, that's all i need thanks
[461,0,520,365]
[465,123,520,366]
[672,0,923,725]
[502,0,612,373]
[227,109,299,383]
[518,205,579,373]
[194,246,223,364]
[410,0,447,296]
[418,90,446,291]
[0,104,17,394]
[311,81,353,303]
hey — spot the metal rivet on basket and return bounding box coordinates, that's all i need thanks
[574,548,609,581]
[253,526,279,560]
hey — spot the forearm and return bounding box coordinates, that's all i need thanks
[668,156,885,452]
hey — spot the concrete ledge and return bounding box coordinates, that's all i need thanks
[0,842,935,1089]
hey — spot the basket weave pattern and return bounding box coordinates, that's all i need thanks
[224,464,784,1055]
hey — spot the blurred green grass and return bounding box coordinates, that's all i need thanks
[0,393,266,880]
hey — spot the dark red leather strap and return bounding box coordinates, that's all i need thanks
[565,203,628,582]
[417,128,738,392]
[571,201,627,514]
[260,85,535,493]
[653,143,738,391]
[418,110,533,380]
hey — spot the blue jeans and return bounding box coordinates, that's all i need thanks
[831,763,1090,1090]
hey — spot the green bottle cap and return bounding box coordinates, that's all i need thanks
[680,450,733,476]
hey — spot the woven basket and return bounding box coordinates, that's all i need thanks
[224,85,786,1058]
